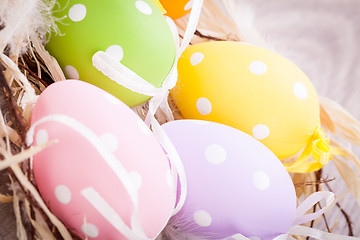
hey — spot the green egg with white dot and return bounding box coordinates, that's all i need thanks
[46,0,175,107]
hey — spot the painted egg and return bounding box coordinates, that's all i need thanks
[152,0,166,13]
[162,120,297,240]
[28,80,175,239]
[46,0,176,107]
[171,41,320,159]
[159,0,193,19]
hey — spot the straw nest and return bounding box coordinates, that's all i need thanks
[0,0,360,239]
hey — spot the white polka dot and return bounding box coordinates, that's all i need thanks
[196,97,212,115]
[68,4,87,22]
[65,65,80,80]
[104,93,121,105]
[137,119,152,135]
[253,171,270,190]
[55,185,72,204]
[193,210,212,227]
[135,0,152,15]
[184,0,194,11]
[293,82,308,99]
[129,172,142,190]
[36,129,48,145]
[100,133,119,153]
[252,124,270,140]
[190,52,204,66]
[166,170,174,188]
[204,144,227,165]
[249,61,267,75]
[81,223,99,238]
[105,45,124,62]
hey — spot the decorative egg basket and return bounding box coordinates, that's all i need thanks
[1,0,360,239]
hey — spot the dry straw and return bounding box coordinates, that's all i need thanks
[0,0,359,239]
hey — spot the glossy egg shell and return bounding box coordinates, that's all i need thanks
[171,41,320,159]
[46,0,176,107]
[29,80,175,239]
[162,120,297,239]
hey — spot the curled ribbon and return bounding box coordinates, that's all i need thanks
[227,191,360,240]
[287,226,360,240]
[284,125,332,173]
[293,191,334,226]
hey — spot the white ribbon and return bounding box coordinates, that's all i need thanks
[227,229,360,240]
[27,114,151,240]
[150,115,188,216]
[226,191,359,240]
[92,0,204,123]
[93,0,203,216]
[226,233,293,240]
[92,51,165,97]
[288,226,360,240]
[273,234,294,240]
[225,233,253,240]
[293,191,334,225]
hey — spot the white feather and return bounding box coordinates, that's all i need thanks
[0,0,59,55]
[222,0,266,46]
[157,214,223,240]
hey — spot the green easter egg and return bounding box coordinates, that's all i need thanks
[46,0,176,107]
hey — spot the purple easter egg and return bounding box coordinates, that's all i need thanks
[162,120,297,240]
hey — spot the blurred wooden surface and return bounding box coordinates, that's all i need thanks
[1,0,360,238]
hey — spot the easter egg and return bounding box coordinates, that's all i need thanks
[46,0,176,107]
[171,41,320,159]
[159,0,193,19]
[152,0,166,13]
[28,80,175,239]
[162,120,297,239]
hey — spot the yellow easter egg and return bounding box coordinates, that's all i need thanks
[171,41,320,160]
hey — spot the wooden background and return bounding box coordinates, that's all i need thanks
[1,0,360,238]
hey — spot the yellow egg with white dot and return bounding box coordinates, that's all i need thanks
[171,41,320,160]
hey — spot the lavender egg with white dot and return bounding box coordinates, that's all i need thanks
[162,120,297,240]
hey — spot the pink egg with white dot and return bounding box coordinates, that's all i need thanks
[162,120,297,240]
[27,80,175,239]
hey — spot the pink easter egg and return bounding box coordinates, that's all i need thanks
[28,80,175,239]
